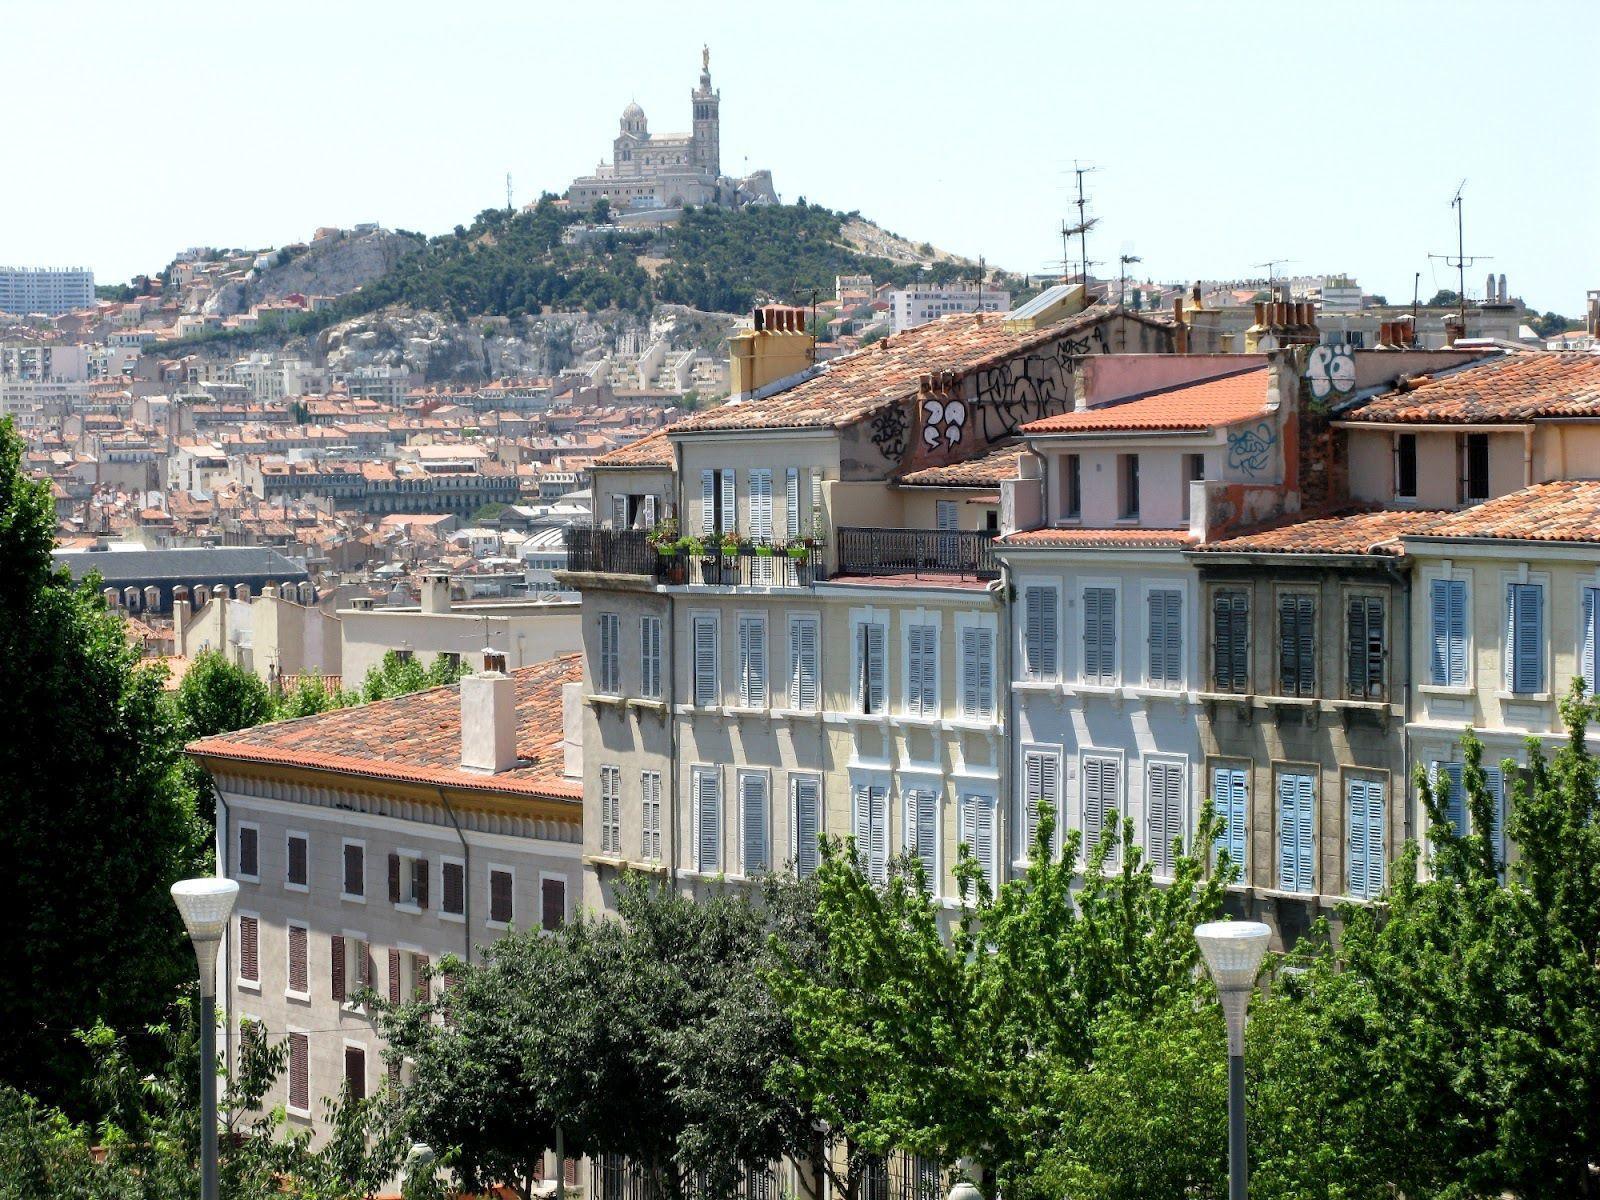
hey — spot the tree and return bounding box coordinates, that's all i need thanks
[0,417,204,1113]
[1427,288,1461,307]
[359,650,466,703]
[171,651,274,743]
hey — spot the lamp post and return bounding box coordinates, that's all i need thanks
[1194,920,1271,1200]
[172,877,240,1200]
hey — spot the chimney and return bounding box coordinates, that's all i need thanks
[728,305,816,398]
[1172,296,1189,354]
[460,647,519,773]
[1498,273,1508,304]
[1444,315,1465,347]
[173,597,190,656]
[421,571,451,614]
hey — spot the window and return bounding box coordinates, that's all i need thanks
[739,772,770,874]
[1118,454,1140,520]
[341,840,365,900]
[786,468,801,540]
[788,616,819,710]
[599,765,621,854]
[1583,587,1600,695]
[1182,453,1205,520]
[1063,454,1081,519]
[906,622,938,716]
[1460,433,1490,503]
[1082,587,1117,686]
[343,1045,366,1102]
[1146,760,1186,877]
[960,625,994,720]
[792,776,822,877]
[1277,772,1315,893]
[488,868,514,926]
[1212,766,1248,875]
[1429,578,1468,686]
[640,616,662,699]
[287,1032,309,1116]
[610,493,627,530]
[286,923,308,997]
[700,468,737,534]
[597,612,620,694]
[440,859,465,918]
[1347,777,1386,899]
[540,877,566,931]
[1081,754,1122,866]
[1146,589,1183,689]
[738,616,768,707]
[330,934,371,1003]
[1212,590,1250,692]
[1505,582,1544,694]
[855,619,887,713]
[388,852,429,909]
[1023,585,1058,681]
[904,787,938,885]
[692,615,719,707]
[1277,594,1316,697]
[1022,749,1060,858]
[641,771,662,862]
[852,782,888,883]
[694,768,722,873]
[237,823,259,880]
[285,833,308,890]
[1346,596,1385,698]
[936,499,958,532]
[959,792,997,893]
[1395,433,1417,499]
[238,914,259,986]
[749,469,774,584]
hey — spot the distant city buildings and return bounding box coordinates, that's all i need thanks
[0,266,95,316]
[889,283,1011,333]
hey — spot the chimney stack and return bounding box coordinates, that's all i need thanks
[421,571,451,615]
[460,647,519,773]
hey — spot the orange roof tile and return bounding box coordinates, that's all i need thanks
[1022,367,1269,434]
[998,527,1195,549]
[1195,508,1450,556]
[187,655,582,801]
[899,441,1023,488]
[1346,353,1600,424]
[1407,481,1600,544]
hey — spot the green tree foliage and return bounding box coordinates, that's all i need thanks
[359,650,467,703]
[171,651,275,742]
[1530,310,1578,338]
[380,874,813,1200]
[1427,288,1462,307]
[0,418,204,1113]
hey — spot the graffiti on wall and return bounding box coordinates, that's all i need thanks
[1304,344,1356,401]
[869,403,908,460]
[966,334,1091,444]
[1226,422,1277,476]
[922,397,967,448]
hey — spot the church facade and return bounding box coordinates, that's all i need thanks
[566,48,775,212]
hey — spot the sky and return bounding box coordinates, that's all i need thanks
[4,1,1596,314]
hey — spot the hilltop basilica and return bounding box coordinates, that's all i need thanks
[565,47,777,213]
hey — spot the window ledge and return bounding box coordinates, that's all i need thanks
[626,697,666,713]
[1419,684,1474,698]
[284,989,310,1004]
[1073,682,1121,697]
[1125,685,1188,701]
[1012,680,1059,695]
[674,703,727,716]
[237,980,261,994]
[583,853,629,870]
[393,902,420,916]
[725,704,771,717]
[485,920,511,932]
[341,893,366,905]
[1496,690,1551,703]
[283,882,308,894]
[676,868,726,881]
[1257,887,1319,902]
[438,912,465,924]
[236,874,260,886]
[943,717,999,733]
[771,707,822,721]
[895,712,943,727]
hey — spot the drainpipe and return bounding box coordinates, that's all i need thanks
[1522,426,1534,488]
[1384,562,1413,845]
[996,566,1017,873]
[435,787,471,966]
[667,586,679,888]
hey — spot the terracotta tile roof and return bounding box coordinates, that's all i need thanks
[1194,508,1450,556]
[1407,481,1600,544]
[1345,353,1600,424]
[898,441,1023,487]
[187,654,582,801]
[997,527,1195,549]
[671,307,1153,434]
[593,427,674,467]
[1021,366,1269,434]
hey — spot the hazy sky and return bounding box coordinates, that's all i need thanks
[5,1,1595,313]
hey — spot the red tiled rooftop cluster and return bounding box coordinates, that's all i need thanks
[1195,509,1451,556]
[1348,353,1600,424]
[1410,480,1600,544]
[1022,367,1269,434]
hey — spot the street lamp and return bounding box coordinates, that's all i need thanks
[172,876,239,1200]
[1194,920,1271,1200]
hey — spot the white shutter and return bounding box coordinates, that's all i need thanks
[640,616,661,699]
[749,470,773,585]
[643,494,656,527]
[1083,588,1116,685]
[701,469,716,534]
[973,795,995,891]
[719,469,736,534]
[858,622,886,713]
[789,617,818,710]
[907,788,938,885]
[961,626,993,719]
[786,468,800,538]
[641,771,662,861]
[693,616,718,707]
[1583,588,1599,694]
[695,769,721,872]
[740,773,769,874]
[793,777,821,877]
[739,617,767,707]
[909,623,937,716]
[936,499,958,532]
[1147,761,1184,876]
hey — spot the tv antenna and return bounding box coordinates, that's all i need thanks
[1253,259,1294,286]
[1064,161,1100,287]
[1118,253,1142,309]
[1429,180,1490,325]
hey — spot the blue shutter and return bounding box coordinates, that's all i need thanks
[793,778,820,877]
[1295,774,1315,892]
[1277,774,1298,890]
[1507,584,1543,694]
[1083,588,1115,685]
[1583,588,1599,694]
[1431,579,1468,686]
[1213,766,1247,874]
[1148,589,1182,688]
[1484,764,1506,866]
[1347,779,1370,898]
[1434,761,1467,838]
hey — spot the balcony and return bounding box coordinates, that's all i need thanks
[835,526,998,581]
[564,527,816,586]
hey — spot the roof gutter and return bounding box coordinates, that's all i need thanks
[1330,421,1535,434]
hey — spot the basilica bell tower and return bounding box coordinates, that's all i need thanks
[691,44,720,178]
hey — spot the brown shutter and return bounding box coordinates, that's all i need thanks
[388,948,401,1004]
[387,1057,402,1088]
[287,836,307,886]
[357,940,371,988]
[414,859,429,910]
[344,1046,365,1101]
[289,1033,309,1111]
[239,915,258,983]
[344,843,363,897]
[388,853,401,903]
[331,934,346,1002]
[239,826,258,876]
[288,925,307,993]
[541,878,566,931]
[412,953,429,1000]
[442,862,464,915]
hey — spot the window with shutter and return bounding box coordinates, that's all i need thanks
[610,493,628,531]
[1276,772,1315,892]
[1022,750,1060,859]
[1583,587,1600,695]
[905,788,938,885]
[1277,594,1316,697]
[599,765,621,854]
[1082,587,1117,686]
[851,783,889,883]
[488,868,514,925]
[1146,761,1185,877]
[643,494,656,528]
[856,621,886,713]
[1346,595,1385,698]
[238,915,259,984]
[786,468,801,539]
[1212,766,1248,877]
[739,616,768,707]
[1024,586,1059,680]
[288,1033,309,1114]
[693,615,719,707]
[1081,754,1121,867]
[540,878,566,931]
[344,1045,366,1100]
[1146,589,1183,689]
[694,768,721,872]
[411,953,429,1000]
[749,469,774,584]
[598,612,620,694]
[287,924,308,995]
[441,861,465,916]
[413,858,429,910]
[960,625,994,720]
[740,772,770,874]
[238,825,259,879]
[640,616,662,699]
[1212,590,1249,692]
[1429,579,1468,686]
[1430,761,1468,839]
[387,948,401,1003]
[701,469,716,534]
[331,934,346,1002]
[388,852,402,903]
[936,499,958,532]
[342,841,364,899]
[959,793,997,893]
[720,469,736,534]
[789,617,819,710]
[907,623,938,716]
[792,776,822,877]
[1347,777,1386,899]
[286,834,308,889]
[1505,582,1544,694]
[641,771,662,862]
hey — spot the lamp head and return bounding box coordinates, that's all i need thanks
[1194,920,1271,992]
[171,877,239,945]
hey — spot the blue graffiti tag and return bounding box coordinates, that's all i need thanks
[1227,422,1276,475]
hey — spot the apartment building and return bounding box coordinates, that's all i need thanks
[566,297,1176,914]
[0,265,95,316]
[187,653,583,1133]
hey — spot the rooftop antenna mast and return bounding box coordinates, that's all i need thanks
[1118,253,1142,310]
[1066,162,1100,291]
[1430,180,1489,326]
[1253,259,1293,288]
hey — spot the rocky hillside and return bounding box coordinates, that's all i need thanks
[252,229,422,305]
